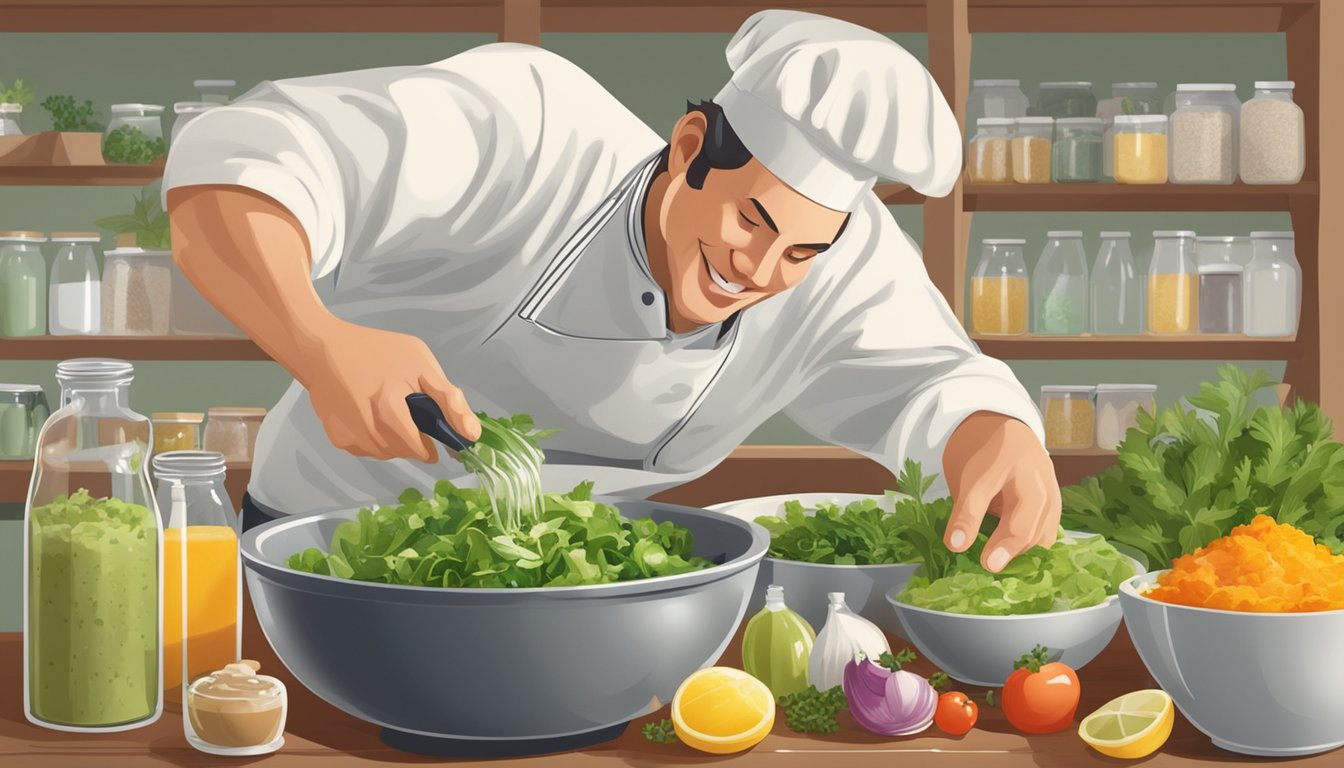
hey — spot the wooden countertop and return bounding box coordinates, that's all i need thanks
[3,593,1334,768]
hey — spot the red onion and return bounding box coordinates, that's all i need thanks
[842,656,937,736]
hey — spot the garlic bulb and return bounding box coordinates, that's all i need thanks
[807,592,890,691]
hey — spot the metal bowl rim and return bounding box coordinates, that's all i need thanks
[1121,570,1344,618]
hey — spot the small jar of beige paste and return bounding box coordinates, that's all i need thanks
[186,659,287,755]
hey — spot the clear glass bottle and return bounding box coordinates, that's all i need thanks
[102,104,166,165]
[1091,232,1142,335]
[1054,118,1103,183]
[1240,81,1305,184]
[965,79,1029,146]
[1243,231,1301,338]
[1147,231,1199,335]
[741,585,816,698]
[0,231,49,337]
[24,358,162,732]
[1012,117,1054,184]
[970,238,1029,336]
[0,102,23,135]
[1113,115,1169,184]
[48,232,102,336]
[967,118,1014,184]
[1033,231,1089,335]
[0,384,49,460]
[1170,84,1240,185]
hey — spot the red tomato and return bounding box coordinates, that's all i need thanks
[934,691,978,736]
[1001,661,1080,734]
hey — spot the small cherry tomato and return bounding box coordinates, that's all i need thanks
[934,691,978,735]
[1000,645,1080,734]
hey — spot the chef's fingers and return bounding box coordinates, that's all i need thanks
[372,390,437,463]
[944,477,995,554]
[1036,482,1064,549]
[981,487,1051,573]
[326,418,378,459]
[418,374,482,443]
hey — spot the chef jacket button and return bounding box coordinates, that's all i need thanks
[641,292,655,306]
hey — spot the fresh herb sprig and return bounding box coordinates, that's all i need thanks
[642,718,678,744]
[0,78,36,108]
[1013,645,1052,674]
[929,672,950,690]
[877,647,918,673]
[95,186,170,249]
[40,94,103,132]
[777,685,849,733]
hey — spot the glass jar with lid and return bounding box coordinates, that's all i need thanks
[970,239,1029,336]
[1195,235,1239,268]
[1240,81,1305,184]
[1091,232,1142,335]
[1099,83,1163,178]
[1053,118,1103,182]
[25,358,162,731]
[1170,84,1239,184]
[1113,115,1168,183]
[1041,385,1096,450]
[968,118,1013,183]
[1034,82,1097,119]
[102,248,172,335]
[204,407,266,463]
[0,384,49,460]
[1033,231,1089,335]
[0,103,23,135]
[153,412,205,454]
[1095,384,1157,451]
[0,231,49,337]
[1198,263,1244,334]
[102,104,167,165]
[966,80,1029,146]
[1243,231,1300,337]
[1012,117,1053,183]
[171,102,215,145]
[49,232,102,336]
[194,80,237,105]
[1147,231,1199,335]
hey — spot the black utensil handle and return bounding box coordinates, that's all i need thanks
[405,393,475,453]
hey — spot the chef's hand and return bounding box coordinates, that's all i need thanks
[303,320,482,463]
[941,411,1061,573]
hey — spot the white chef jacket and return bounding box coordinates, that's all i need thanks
[163,42,1045,515]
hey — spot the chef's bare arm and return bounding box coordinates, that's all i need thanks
[167,185,481,462]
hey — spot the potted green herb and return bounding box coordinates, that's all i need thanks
[39,94,106,165]
[0,78,39,164]
[95,186,171,249]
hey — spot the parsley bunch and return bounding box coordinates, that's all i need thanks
[641,718,677,744]
[102,124,166,164]
[777,685,849,733]
[41,94,103,132]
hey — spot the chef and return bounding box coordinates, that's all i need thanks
[165,10,1060,572]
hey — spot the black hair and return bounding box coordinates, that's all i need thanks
[657,100,754,189]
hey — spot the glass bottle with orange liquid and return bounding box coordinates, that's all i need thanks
[152,452,240,698]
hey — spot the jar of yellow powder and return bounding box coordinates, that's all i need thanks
[1012,117,1053,183]
[1147,230,1199,335]
[968,118,1014,183]
[970,238,1029,335]
[153,412,204,454]
[1041,385,1097,450]
[1113,115,1168,184]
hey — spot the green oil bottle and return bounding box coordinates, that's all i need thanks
[741,584,816,697]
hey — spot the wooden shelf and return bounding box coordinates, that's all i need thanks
[973,334,1300,360]
[967,0,1317,33]
[0,336,270,361]
[963,181,1318,212]
[0,0,503,33]
[0,164,164,186]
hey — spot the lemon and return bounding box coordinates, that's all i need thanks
[1078,689,1175,759]
[671,667,775,754]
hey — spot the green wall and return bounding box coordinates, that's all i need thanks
[0,30,1294,629]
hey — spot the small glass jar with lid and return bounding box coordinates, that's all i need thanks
[1170,84,1239,185]
[1147,231,1199,335]
[1034,82,1097,119]
[970,238,1029,336]
[171,102,215,145]
[1243,231,1300,338]
[153,412,205,454]
[0,231,49,337]
[1100,83,1163,178]
[965,80,1029,145]
[968,118,1014,183]
[194,80,237,105]
[204,407,267,463]
[1033,231,1089,335]
[102,248,172,336]
[1053,118,1103,182]
[1195,235,1238,268]
[1198,263,1244,334]
[1091,232,1142,335]
[48,232,102,336]
[0,103,23,136]
[1095,384,1157,451]
[1240,81,1305,184]
[1113,115,1169,183]
[1012,117,1053,183]
[102,104,167,165]
[0,384,49,460]
[1041,385,1097,450]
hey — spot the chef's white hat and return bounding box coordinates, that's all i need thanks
[714,10,962,210]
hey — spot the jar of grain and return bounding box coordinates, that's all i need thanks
[1170,84,1239,185]
[1147,231,1198,335]
[1095,384,1156,451]
[968,118,1014,183]
[1198,263,1244,334]
[970,239,1028,336]
[1090,232,1142,335]
[965,80,1029,147]
[1053,118,1103,183]
[1041,385,1096,450]
[204,407,266,463]
[1113,115,1168,183]
[1034,82,1096,119]
[1012,117,1053,183]
[1240,81,1305,184]
[1033,231,1089,335]
[1243,231,1300,338]
[152,412,204,454]
[102,248,172,335]
[0,231,49,338]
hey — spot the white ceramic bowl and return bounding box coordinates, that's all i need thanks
[886,533,1142,687]
[708,493,918,637]
[1121,571,1344,757]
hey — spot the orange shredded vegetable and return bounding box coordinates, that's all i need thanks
[1147,515,1344,612]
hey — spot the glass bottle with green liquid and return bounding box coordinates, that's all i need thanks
[741,584,815,697]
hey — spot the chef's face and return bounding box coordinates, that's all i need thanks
[652,113,851,331]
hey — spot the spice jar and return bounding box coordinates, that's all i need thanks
[1041,385,1096,450]
[1170,84,1239,185]
[1240,81,1305,184]
[0,103,22,136]
[0,231,48,337]
[1095,384,1156,451]
[204,407,266,463]
[1012,117,1053,183]
[0,384,49,460]
[1033,231,1089,335]
[102,248,172,336]
[970,238,1028,336]
[968,118,1014,183]
[1147,231,1199,335]
[171,102,214,145]
[1034,82,1097,119]
[186,660,286,756]
[1053,118,1103,183]
[965,80,1029,146]
[102,104,167,165]
[1113,115,1168,184]
[49,233,102,336]
[153,412,204,454]
[1090,232,1142,335]
[1243,231,1300,338]
[1198,263,1244,334]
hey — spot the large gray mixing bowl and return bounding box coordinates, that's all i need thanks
[241,499,767,757]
